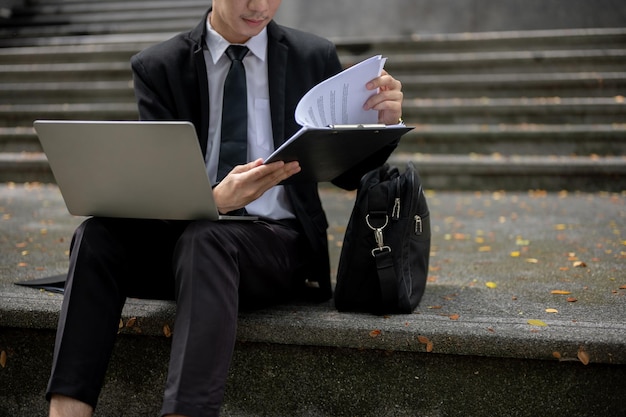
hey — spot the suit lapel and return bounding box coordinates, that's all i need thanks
[193,46,210,156]
[267,22,288,150]
[190,10,210,156]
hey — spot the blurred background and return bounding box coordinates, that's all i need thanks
[1,0,625,190]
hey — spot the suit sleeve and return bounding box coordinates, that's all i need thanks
[131,54,177,121]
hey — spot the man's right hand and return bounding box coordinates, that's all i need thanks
[212,158,301,214]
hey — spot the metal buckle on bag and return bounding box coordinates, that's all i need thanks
[366,214,391,256]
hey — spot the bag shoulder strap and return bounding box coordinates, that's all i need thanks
[374,249,397,313]
[366,180,398,313]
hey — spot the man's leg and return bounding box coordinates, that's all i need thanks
[47,218,184,413]
[49,395,93,417]
[160,219,301,417]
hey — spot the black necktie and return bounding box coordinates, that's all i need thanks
[217,45,249,182]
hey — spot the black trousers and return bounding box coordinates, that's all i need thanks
[46,217,302,417]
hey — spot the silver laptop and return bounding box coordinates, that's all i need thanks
[34,120,256,221]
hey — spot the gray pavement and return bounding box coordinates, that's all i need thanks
[1,182,625,364]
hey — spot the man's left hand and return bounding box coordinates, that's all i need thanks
[363,70,404,125]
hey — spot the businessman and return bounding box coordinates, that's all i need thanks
[47,0,404,416]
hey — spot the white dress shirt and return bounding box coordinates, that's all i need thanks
[203,16,295,219]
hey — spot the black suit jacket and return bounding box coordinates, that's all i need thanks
[130,11,398,300]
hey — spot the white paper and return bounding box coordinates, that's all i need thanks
[266,55,396,164]
[294,55,387,128]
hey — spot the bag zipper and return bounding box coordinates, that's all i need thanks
[414,214,423,235]
[392,197,401,220]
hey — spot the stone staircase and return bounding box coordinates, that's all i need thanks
[341,29,626,191]
[1,0,625,189]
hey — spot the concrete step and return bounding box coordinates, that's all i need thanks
[2,151,624,191]
[381,49,626,75]
[403,97,626,124]
[3,42,624,76]
[6,5,205,26]
[334,28,626,56]
[392,153,626,192]
[0,127,40,152]
[402,72,626,99]
[3,122,626,156]
[0,81,135,104]
[0,103,137,127]
[14,0,208,16]
[1,183,625,416]
[0,31,176,48]
[3,71,624,105]
[2,97,624,128]
[0,1,205,41]
[0,17,199,39]
[402,123,626,156]
[0,62,132,83]
[0,43,154,64]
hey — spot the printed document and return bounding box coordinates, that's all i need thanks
[265,55,413,183]
[295,55,386,128]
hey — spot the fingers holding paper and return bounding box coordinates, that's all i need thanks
[213,159,300,214]
[364,70,404,125]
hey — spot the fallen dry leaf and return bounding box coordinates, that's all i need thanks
[551,290,571,295]
[578,348,590,365]
[417,335,430,344]
[573,261,587,268]
[449,314,460,320]
[485,281,497,289]
[545,308,558,313]
[125,317,137,328]
[163,324,172,338]
[567,297,578,303]
[426,341,434,353]
[369,329,382,338]
[527,319,547,327]
[553,351,562,360]
[0,350,6,368]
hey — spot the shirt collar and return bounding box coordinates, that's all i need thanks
[205,13,267,64]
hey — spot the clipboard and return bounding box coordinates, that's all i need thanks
[265,124,413,184]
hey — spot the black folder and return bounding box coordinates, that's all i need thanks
[265,125,413,184]
[15,274,66,294]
